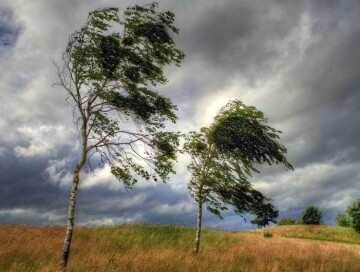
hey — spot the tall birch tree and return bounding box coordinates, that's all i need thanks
[55,3,184,270]
[182,100,293,254]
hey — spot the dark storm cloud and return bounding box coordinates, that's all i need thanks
[0,150,68,224]
[161,0,307,121]
[184,1,302,73]
[1,0,360,230]
[75,180,255,229]
[74,182,196,226]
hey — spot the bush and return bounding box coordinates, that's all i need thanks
[347,198,360,233]
[302,205,323,225]
[277,217,297,226]
[263,231,273,238]
[335,212,351,227]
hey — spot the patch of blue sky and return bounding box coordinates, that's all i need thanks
[0,7,21,50]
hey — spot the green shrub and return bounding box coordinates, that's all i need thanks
[335,212,351,227]
[277,217,297,226]
[302,205,323,225]
[263,231,273,238]
[347,198,360,233]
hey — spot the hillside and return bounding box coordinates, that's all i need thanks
[0,224,359,272]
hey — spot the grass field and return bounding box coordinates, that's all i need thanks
[0,223,359,272]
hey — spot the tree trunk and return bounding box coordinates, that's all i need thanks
[193,188,203,254]
[59,169,80,271]
[60,121,87,271]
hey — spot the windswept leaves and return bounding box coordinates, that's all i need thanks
[210,100,293,170]
[58,3,184,186]
[151,132,180,180]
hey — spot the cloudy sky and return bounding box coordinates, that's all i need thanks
[0,0,359,230]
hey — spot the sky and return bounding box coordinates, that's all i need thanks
[0,0,359,230]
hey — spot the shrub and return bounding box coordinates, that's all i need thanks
[263,231,273,238]
[302,205,323,225]
[335,212,351,227]
[347,198,360,233]
[277,217,297,226]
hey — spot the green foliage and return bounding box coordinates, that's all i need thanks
[151,132,180,180]
[209,100,293,170]
[335,212,351,227]
[250,202,279,228]
[182,100,291,222]
[182,129,275,222]
[57,3,184,187]
[263,231,273,238]
[277,217,298,226]
[347,198,360,232]
[302,206,323,225]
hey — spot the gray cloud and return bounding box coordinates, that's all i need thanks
[0,0,359,230]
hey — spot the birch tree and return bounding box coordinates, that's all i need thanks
[182,129,233,254]
[182,100,293,254]
[55,3,184,270]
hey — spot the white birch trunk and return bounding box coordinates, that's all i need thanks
[193,186,203,254]
[59,170,80,270]
[60,122,87,271]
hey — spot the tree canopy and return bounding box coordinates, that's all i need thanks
[348,198,360,232]
[209,100,293,169]
[277,217,298,226]
[301,205,323,225]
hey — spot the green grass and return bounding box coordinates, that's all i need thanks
[263,231,273,238]
[86,223,241,250]
[255,225,360,245]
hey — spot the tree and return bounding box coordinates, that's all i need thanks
[347,198,360,232]
[301,205,323,225]
[55,3,184,270]
[335,212,351,227]
[251,201,279,228]
[182,100,293,254]
[277,217,297,226]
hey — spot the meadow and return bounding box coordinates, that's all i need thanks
[0,223,359,272]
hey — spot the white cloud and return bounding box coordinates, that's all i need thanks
[14,125,76,158]
[80,164,157,191]
[85,215,142,226]
[252,161,360,212]
[45,158,73,188]
[0,208,65,223]
[156,201,195,216]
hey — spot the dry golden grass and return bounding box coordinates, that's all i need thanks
[0,224,359,272]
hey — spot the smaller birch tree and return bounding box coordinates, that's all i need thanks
[182,100,293,254]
